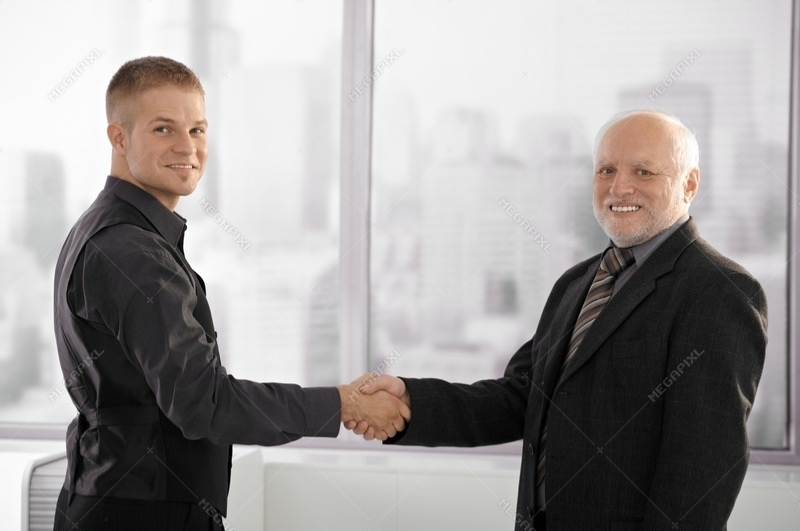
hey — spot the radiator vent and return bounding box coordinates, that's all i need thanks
[25,454,66,531]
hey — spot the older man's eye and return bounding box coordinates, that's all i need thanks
[597,168,614,177]
[636,169,653,177]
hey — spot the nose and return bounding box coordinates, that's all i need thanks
[608,171,635,197]
[172,131,197,155]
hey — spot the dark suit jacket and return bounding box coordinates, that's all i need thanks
[390,218,767,531]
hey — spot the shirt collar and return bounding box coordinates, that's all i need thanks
[609,213,690,267]
[103,175,187,249]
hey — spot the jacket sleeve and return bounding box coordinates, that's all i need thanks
[642,272,767,530]
[387,337,533,447]
[86,244,341,446]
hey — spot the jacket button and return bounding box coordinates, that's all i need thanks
[529,443,535,456]
[527,505,534,519]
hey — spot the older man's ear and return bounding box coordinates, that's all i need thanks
[684,168,700,203]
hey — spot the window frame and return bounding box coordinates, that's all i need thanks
[351,0,800,465]
[749,0,800,466]
[1,0,797,467]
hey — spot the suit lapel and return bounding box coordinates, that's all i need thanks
[556,276,657,385]
[555,218,700,387]
[540,262,597,397]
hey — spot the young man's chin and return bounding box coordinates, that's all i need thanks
[170,174,203,196]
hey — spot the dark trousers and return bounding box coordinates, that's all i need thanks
[533,509,547,531]
[53,488,223,531]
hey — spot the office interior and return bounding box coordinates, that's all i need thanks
[0,0,798,529]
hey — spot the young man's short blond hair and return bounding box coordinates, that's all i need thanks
[106,56,204,128]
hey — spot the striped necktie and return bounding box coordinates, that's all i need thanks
[535,246,636,505]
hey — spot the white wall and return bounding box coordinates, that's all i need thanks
[2,441,798,531]
[236,446,800,531]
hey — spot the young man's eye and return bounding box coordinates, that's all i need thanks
[154,126,168,133]
[191,128,205,134]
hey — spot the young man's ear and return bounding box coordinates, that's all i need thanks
[107,122,128,156]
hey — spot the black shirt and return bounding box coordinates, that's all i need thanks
[54,176,340,509]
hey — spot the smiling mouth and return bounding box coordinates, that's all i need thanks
[166,164,196,169]
[610,205,640,212]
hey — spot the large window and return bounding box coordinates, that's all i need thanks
[0,0,342,425]
[370,0,792,452]
[0,0,796,463]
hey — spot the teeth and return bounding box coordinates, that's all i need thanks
[169,164,193,169]
[611,205,640,212]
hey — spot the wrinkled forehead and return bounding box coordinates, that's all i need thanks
[596,117,678,166]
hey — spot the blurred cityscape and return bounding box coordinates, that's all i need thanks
[369,87,788,449]
[0,0,790,449]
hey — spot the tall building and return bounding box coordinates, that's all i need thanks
[513,114,599,263]
[19,152,67,269]
[412,109,565,364]
[304,261,340,386]
[203,60,339,385]
[218,65,336,242]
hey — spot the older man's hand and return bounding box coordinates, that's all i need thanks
[338,373,411,441]
[342,374,411,441]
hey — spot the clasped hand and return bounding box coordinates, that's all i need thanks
[338,374,411,441]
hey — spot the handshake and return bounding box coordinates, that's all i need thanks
[338,374,411,441]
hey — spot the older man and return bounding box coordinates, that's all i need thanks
[352,110,767,531]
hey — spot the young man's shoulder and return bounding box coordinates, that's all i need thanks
[84,222,179,277]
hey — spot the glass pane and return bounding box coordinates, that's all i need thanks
[0,0,342,424]
[371,0,790,449]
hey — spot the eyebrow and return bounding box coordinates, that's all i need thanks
[595,160,654,166]
[149,117,208,127]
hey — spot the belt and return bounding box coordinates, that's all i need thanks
[82,405,161,427]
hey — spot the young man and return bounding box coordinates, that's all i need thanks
[53,56,409,530]
[353,111,768,531]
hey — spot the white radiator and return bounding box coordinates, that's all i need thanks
[0,442,263,531]
[3,442,800,530]
[257,446,800,531]
[24,453,66,531]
